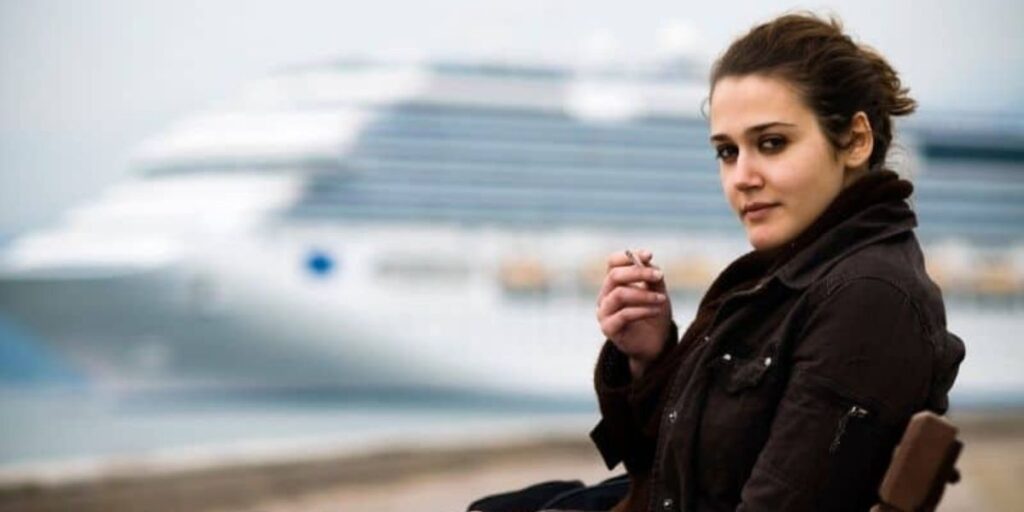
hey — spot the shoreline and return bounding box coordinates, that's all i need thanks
[1,411,1021,512]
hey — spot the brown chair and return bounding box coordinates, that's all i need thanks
[871,411,963,512]
[471,410,964,512]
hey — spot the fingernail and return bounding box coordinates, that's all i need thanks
[652,270,663,280]
[655,293,666,302]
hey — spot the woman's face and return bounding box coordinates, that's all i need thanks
[709,74,860,251]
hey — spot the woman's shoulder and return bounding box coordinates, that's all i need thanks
[816,230,924,288]
[811,231,947,329]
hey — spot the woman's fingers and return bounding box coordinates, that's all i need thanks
[609,264,663,286]
[597,263,665,299]
[597,285,667,318]
[599,306,663,338]
[605,249,653,271]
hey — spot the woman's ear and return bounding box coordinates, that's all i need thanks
[843,111,874,171]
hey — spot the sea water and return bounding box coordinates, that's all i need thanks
[0,305,1020,470]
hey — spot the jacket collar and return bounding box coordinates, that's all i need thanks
[700,170,917,303]
[773,199,916,289]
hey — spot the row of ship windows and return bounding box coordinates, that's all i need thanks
[369,107,1024,166]
[288,203,1024,240]
[334,155,1024,198]
[377,103,1024,153]
[308,169,1024,209]
[351,142,714,169]
[143,154,1024,213]
[367,253,1024,304]
[377,103,706,131]
[303,182,1024,220]
[362,116,709,147]
[345,136,1024,182]
[344,156,721,185]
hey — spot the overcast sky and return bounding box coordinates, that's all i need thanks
[2,0,1022,236]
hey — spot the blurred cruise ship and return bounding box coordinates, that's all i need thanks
[1,57,1022,400]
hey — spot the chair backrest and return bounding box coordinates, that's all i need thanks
[871,411,962,512]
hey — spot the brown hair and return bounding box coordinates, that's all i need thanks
[709,13,916,170]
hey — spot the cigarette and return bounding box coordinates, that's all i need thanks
[624,249,648,289]
[625,249,645,267]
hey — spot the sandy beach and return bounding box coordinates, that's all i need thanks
[220,412,1024,512]
[2,411,1021,512]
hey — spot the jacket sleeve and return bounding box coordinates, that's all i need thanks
[738,278,933,511]
[589,321,682,474]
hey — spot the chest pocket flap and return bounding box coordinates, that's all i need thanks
[710,349,777,394]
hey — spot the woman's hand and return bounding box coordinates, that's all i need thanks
[596,249,673,378]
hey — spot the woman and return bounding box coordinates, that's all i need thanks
[591,13,965,512]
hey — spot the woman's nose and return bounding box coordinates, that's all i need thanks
[732,153,764,191]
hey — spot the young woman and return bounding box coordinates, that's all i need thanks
[591,13,965,512]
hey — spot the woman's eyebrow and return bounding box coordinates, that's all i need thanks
[709,121,797,143]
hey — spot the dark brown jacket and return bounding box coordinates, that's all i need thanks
[590,172,966,512]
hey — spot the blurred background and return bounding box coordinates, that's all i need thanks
[1,1,1022,510]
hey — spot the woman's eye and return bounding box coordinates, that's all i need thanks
[759,136,786,152]
[715,145,738,161]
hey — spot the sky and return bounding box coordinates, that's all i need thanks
[2,0,1022,236]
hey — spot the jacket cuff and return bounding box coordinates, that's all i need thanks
[630,322,682,439]
[591,341,633,470]
[589,418,622,470]
[590,322,681,472]
[594,321,680,396]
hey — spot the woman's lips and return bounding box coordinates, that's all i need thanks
[742,202,780,221]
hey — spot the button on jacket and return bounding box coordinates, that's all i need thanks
[590,171,966,512]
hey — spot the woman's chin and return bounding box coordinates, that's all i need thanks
[746,229,787,251]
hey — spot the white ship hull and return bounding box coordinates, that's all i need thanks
[2,58,1022,403]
